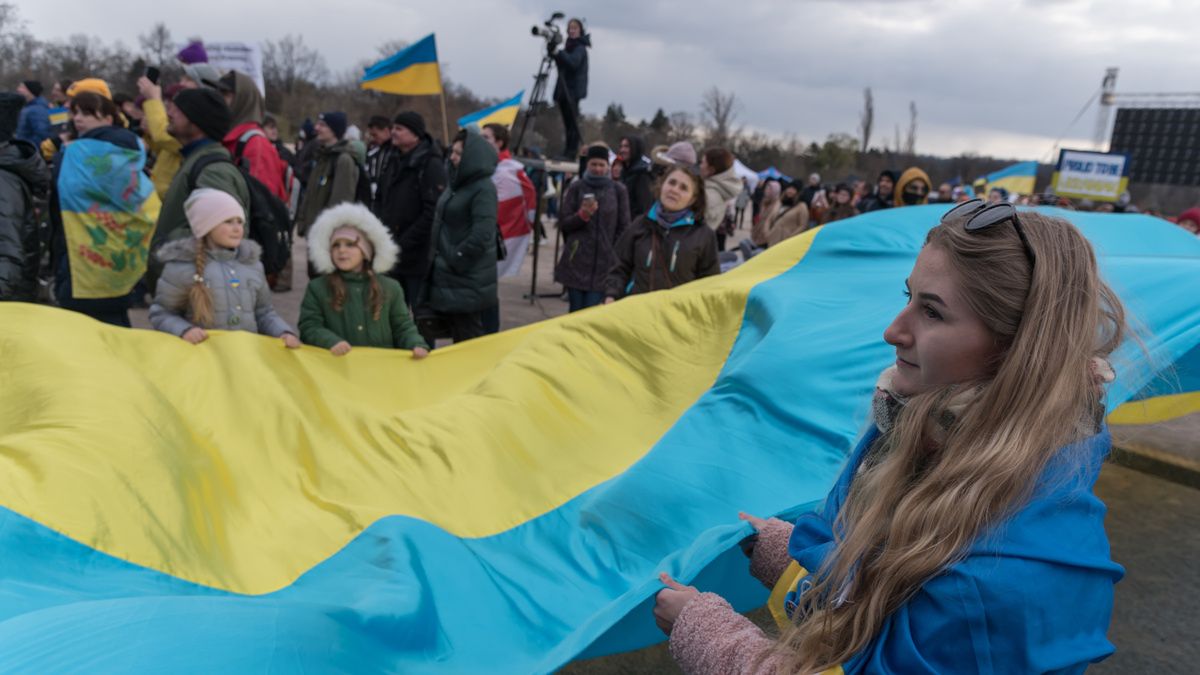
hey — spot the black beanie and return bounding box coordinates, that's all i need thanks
[22,80,43,98]
[0,92,24,141]
[392,111,426,138]
[318,111,348,140]
[586,145,610,162]
[173,88,233,140]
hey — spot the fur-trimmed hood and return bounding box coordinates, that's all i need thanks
[155,237,262,264]
[307,202,399,275]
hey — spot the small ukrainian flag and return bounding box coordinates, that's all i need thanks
[457,91,524,129]
[361,34,442,95]
[981,161,1038,196]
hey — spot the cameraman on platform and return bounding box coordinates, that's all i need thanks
[552,18,590,159]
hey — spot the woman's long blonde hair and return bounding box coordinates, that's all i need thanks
[775,212,1128,673]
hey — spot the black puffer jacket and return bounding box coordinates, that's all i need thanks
[620,135,654,220]
[0,139,50,301]
[553,35,590,104]
[375,136,447,276]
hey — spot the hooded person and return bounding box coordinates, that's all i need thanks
[298,202,429,355]
[294,111,360,238]
[422,127,499,344]
[618,134,654,219]
[858,169,897,213]
[700,147,743,250]
[218,71,288,202]
[0,91,51,301]
[552,17,591,158]
[894,167,932,207]
[151,87,248,255]
[374,110,448,305]
[751,180,782,247]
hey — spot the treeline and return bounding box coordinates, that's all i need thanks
[0,5,1046,187]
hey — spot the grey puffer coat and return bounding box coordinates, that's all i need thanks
[149,237,294,337]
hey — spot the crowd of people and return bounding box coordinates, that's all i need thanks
[0,25,1193,675]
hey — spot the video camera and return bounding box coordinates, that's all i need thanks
[531,12,566,52]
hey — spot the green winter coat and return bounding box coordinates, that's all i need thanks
[426,128,498,314]
[153,140,249,249]
[296,140,360,236]
[299,271,428,350]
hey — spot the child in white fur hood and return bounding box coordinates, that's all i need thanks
[298,203,429,357]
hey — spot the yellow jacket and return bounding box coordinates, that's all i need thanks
[141,99,182,198]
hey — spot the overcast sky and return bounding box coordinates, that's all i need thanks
[22,0,1196,160]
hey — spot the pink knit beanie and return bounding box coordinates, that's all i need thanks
[331,225,374,261]
[184,188,244,239]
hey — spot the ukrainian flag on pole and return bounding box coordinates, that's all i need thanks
[361,34,442,95]
[458,90,524,129]
[981,160,1038,196]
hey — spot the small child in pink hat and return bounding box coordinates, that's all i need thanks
[149,188,299,346]
[298,203,429,357]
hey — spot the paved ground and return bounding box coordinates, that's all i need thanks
[130,220,1199,673]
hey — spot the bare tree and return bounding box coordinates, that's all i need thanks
[894,123,902,155]
[668,111,696,143]
[262,34,329,94]
[905,101,917,155]
[138,22,173,66]
[858,87,874,153]
[699,86,740,147]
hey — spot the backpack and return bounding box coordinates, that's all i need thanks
[329,149,373,206]
[187,146,293,276]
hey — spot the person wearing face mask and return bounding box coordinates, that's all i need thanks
[894,167,932,207]
[605,165,718,300]
[555,144,630,312]
[857,170,897,213]
[761,181,811,247]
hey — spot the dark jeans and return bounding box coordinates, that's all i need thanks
[567,287,604,313]
[481,303,500,335]
[556,92,581,159]
[418,311,484,346]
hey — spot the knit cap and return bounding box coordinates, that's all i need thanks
[331,226,374,262]
[22,80,43,97]
[173,88,233,140]
[66,78,112,100]
[392,111,426,138]
[654,141,697,167]
[318,111,348,140]
[185,188,245,240]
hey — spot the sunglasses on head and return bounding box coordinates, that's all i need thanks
[940,199,1036,267]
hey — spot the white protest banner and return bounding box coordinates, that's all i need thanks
[204,42,265,96]
[1051,149,1130,202]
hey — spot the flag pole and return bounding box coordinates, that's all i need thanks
[438,64,450,146]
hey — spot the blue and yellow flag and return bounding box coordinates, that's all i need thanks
[980,160,1038,196]
[57,137,160,299]
[361,34,443,95]
[458,90,524,129]
[0,208,1197,672]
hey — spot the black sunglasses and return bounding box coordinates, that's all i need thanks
[940,199,1036,267]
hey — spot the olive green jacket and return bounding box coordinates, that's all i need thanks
[299,271,428,350]
[153,140,249,249]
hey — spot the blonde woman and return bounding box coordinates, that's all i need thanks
[655,200,1129,673]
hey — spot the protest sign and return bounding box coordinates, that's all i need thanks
[1051,149,1130,202]
[204,42,265,95]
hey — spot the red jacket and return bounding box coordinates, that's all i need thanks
[222,122,289,202]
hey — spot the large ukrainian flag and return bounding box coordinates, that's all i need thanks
[0,208,1196,672]
[458,90,524,129]
[361,34,442,95]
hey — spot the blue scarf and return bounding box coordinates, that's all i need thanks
[648,201,695,228]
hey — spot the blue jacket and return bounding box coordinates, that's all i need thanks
[15,97,51,146]
[788,427,1122,674]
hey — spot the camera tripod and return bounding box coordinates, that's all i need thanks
[514,48,568,303]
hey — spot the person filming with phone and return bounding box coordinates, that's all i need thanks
[554,144,628,312]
